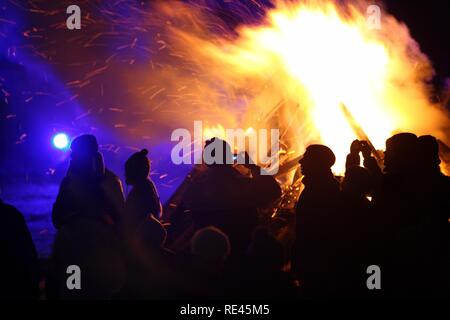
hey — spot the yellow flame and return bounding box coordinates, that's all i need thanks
[150,0,450,175]
[203,124,256,154]
[203,124,227,141]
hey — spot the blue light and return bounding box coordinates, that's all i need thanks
[52,133,69,150]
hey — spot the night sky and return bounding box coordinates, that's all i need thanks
[383,0,449,93]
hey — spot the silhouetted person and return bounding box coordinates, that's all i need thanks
[0,200,39,300]
[340,165,376,297]
[124,149,162,231]
[413,135,450,297]
[294,144,342,297]
[349,133,449,297]
[234,227,296,299]
[135,215,167,249]
[355,133,420,229]
[384,133,418,176]
[49,217,126,299]
[416,135,450,227]
[180,138,281,256]
[186,226,231,299]
[364,132,450,297]
[114,217,182,299]
[49,135,126,299]
[346,140,363,170]
[52,134,124,229]
[96,151,126,225]
[418,135,442,174]
[191,226,231,266]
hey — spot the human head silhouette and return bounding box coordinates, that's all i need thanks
[384,133,417,174]
[69,134,99,177]
[191,226,231,263]
[299,144,335,177]
[71,134,98,157]
[417,135,441,173]
[203,137,234,167]
[125,149,150,185]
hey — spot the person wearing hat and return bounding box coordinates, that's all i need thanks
[384,132,418,176]
[376,133,449,298]
[293,144,342,297]
[180,138,282,257]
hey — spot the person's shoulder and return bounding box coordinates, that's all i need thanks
[59,175,72,186]
[1,202,26,226]
[104,168,123,185]
[145,178,156,188]
[105,168,119,179]
[130,179,158,199]
[226,166,251,184]
[138,178,157,192]
[140,180,158,197]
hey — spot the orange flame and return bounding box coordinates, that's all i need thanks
[147,0,450,175]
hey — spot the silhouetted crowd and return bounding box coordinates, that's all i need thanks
[1,133,449,300]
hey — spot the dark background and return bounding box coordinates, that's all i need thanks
[383,0,449,92]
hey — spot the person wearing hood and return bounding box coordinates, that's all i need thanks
[124,149,162,230]
[52,134,125,229]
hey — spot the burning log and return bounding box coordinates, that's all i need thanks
[339,103,383,168]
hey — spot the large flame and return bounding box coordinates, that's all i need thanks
[143,0,450,175]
